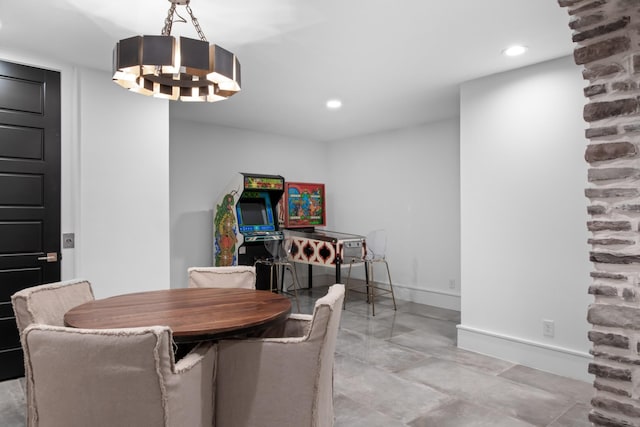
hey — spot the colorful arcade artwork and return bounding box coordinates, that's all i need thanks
[280,182,326,228]
[214,192,238,266]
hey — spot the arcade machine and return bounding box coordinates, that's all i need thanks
[213,173,285,290]
[278,182,365,286]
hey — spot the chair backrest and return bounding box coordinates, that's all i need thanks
[188,266,256,289]
[309,284,345,423]
[11,279,95,334]
[365,229,387,260]
[22,324,214,427]
[214,284,344,427]
[264,236,294,261]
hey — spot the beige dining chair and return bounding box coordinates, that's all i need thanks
[11,279,95,333]
[11,279,96,426]
[188,265,256,289]
[215,283,345,427]
[21,324,216,427]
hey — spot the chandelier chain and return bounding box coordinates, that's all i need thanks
[186,5,207,42]
[161,2,177,36]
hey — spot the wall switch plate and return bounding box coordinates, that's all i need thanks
[542,319,555,337]
[449,279,456,289]
[62,233,75,249]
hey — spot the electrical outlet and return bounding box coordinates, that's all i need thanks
[62,233,75,249]
[449,279,456,289]
[542,319,555,338]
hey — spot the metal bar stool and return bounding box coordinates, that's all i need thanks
[254,238,301,312]
[345,229,396,316]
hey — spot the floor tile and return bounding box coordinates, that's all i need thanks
[416,344,515,376]
[498,364,594,405]
[479,378,573,426]
[335,361,454,423]
[388,326,457,354]
[398,358,574,426]
[337,328,429,373]
[334,393,407,427]
[0,378,25,427]
[408,398,536,427]
[548,402,592,427]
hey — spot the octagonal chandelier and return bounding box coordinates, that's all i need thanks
[112,0,241,102]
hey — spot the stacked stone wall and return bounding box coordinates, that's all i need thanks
[559,0,640,425]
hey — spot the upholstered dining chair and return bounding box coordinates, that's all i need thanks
[11,279,96,426]
[188,265,256,289]
[11,279,95,333]
[215,284,345,427]
[21,324,216,427]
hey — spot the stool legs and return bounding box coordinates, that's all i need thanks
[282,263,301,312]
[368,259,397,317]
[344,259,396,316]
[265,261,300,312]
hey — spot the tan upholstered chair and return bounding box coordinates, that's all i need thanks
[11,279,96,426]
[11,279,95,333]
[188,266,256,289]
[215,284,345,427]
[21,324,215,427]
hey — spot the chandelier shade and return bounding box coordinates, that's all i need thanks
[112,0,241,102]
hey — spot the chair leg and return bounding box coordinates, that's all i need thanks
[367,261,376,316]
[269,264,277,293]
[383,260,397,311]
[344,262,354,310]
[285,263,301,312]
[368,260,396,316]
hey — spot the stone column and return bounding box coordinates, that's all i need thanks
[559,0,640,425]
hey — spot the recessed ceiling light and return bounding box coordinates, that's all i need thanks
[326,99,342,110]
[502,45,528,57]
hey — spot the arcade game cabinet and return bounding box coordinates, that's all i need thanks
[213,173,284,290]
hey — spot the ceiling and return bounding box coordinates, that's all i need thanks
[0,0,575,142]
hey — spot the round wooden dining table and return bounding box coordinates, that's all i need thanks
[64,287,292,343]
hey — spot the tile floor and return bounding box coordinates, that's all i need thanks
[0,279,593,426]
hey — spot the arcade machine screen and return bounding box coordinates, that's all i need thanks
[236,192,276,233]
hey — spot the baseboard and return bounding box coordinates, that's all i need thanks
[393,284,461,311]
[457,324,593,382]
[301,271,462,311]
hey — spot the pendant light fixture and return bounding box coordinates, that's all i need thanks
[112,0,241,102]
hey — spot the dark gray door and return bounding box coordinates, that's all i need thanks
[0,60,61,381]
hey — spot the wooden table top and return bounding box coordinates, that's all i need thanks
[64,288,292,342]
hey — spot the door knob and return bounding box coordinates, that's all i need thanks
[37,252,58,262]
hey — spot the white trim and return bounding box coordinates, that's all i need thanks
[392,284,461,311]
[457,324,592,382]
[304,271,462,311]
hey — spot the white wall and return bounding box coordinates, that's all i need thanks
[458,55,592,381]
[0,49,171,298]
[325,119,461,310]
[77,68,170,297]
[169,119,325,289]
